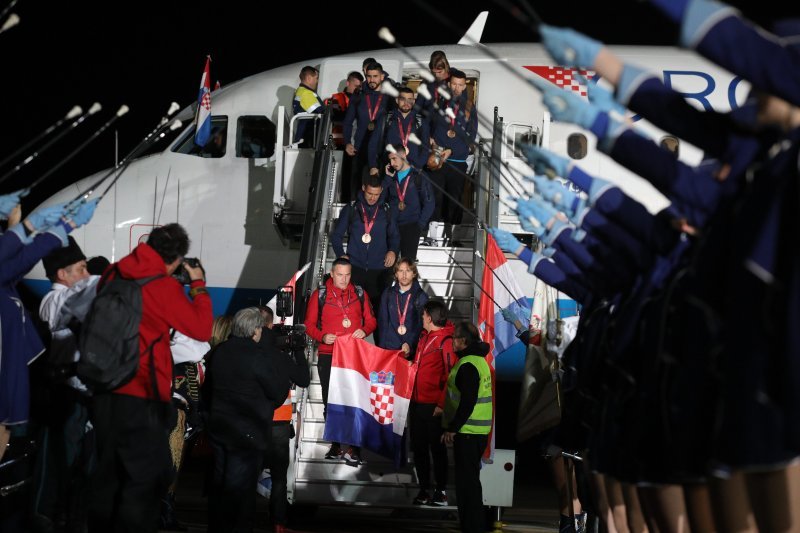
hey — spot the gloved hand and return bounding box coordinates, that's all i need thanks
[648,0,690,22]
[500,306,518,325]
[25,202,67,232]
[516,206,542,234]
[67,198,100,228]
[539,25,603,68]
[521,144,571,178]
[0,190,23,218]
[516,196,561,228]
[530,77,601,131]
[488,226,523,254]
[531,176,583,216]
[565,166,614,203]
[581,76,627,117]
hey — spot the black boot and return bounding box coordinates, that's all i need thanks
[159,492,187,531]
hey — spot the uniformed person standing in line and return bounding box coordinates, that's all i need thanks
[442,322,493,533]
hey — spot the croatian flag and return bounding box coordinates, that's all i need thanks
[194,56,212,147]
[477,234,529,460]
[324,336,417,467]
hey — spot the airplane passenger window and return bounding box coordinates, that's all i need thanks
[567,133,587,160]
[172,116,228,158]
[659,136,680,158]
[236,116,276,159]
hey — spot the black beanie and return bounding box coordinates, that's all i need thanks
[42,236,86,280]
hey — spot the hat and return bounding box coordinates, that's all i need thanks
[42,236,86,280]
[86,255,110,276]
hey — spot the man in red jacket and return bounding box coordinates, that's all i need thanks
[304,257,377,465]
[88,223,212,533]
[410,300,455,506]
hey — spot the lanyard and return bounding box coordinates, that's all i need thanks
[449,102,461,128]
[365,94,383,122]
[396,291,412,327]
[332,288,351,317]
[396,173,411,203]
[360,202,379,235]
[397,114,412,148]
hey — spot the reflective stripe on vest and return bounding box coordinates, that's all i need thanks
[443,355,493,434]
[273,389,294,422]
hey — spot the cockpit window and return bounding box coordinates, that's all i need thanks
[236,116,276,158]
[172,116,228,158]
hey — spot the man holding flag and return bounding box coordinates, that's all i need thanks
[194,56,212,147]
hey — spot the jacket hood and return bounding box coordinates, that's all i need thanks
[456,340,490,359]
[426,321,455,340]
[116,243,169,279]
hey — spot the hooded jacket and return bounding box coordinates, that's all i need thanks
[303,276,377,355]
[411,322,455,406]
[102,243,213,402]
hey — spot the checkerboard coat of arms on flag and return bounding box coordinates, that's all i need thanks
[369,371,395,424]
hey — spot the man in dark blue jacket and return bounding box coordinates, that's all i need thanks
[343,62,389,203]
[428,69,477,244]
[381,144,434,262]
[368,86,430,175]
[331,174,400,331]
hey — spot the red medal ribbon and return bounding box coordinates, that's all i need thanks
[397,115,412,149]
[396,173,411,204]
[396,291,412,328]
[333,288,351,322]
[365,94,384,122]
[449,102,461,129]
[360,202,380,236]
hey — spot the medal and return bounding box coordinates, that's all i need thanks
[396,292,412,337]
[367,121,375,131]
[396,172,411,213]
[397,115,412,150]
[447,129,456,138]
[398,201,406,211]
[342,317,352,328]
[359,202,379,246]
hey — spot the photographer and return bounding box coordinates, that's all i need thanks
[259,306,310,533]
[204,307,290,533]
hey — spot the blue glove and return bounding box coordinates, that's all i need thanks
[0,191,22,218]
[521,144,571,178]
[539,25,603,68]
[67,198,100,228]
[530,77,601,131]
[515,205,542,234]
[581,76,627,117]
[26,202,67,232]
[648,0,690,22]
[531,176,584,216]
[517,196,561,227]
[488,226,523,254]
[501,306,517,325]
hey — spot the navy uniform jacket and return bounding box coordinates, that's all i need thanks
[368,110,430,170]
[380,169,434,229]
[331,191,400,271]
[377,280,429,352]
[431,93,477,162]
[343,86,389,151]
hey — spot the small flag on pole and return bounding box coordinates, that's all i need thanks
[194,56,212,147]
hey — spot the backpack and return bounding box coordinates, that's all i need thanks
[77,265,164,395]
[316,281,367,329]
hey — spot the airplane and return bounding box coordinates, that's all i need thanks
[16,11,749,509]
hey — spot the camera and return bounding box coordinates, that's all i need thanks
[173,257,204,285]
[272,323,308,354]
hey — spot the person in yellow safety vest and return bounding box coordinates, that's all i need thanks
[259,306,311,533]
[442,321,493,533]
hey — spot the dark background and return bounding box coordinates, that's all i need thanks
[2,0,785,209]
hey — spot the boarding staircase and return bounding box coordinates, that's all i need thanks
[275,103,514,509]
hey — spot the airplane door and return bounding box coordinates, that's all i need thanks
[496,122,537,231]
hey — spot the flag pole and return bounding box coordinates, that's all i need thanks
[445,250,502,310]
[474,249,519,303]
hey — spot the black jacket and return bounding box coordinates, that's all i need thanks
[205,335,289,450]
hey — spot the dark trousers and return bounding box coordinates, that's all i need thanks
[454,433,488,533]
[430,161,467,224]
[410,402,447,491]
[347,142,370,201]
[88,394,175,533]
[265,423,291,525]
[208,439,264,533]
[398,222,422,262]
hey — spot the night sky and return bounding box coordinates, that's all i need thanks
[1,0,784,210]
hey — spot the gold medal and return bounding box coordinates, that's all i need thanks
[447,129,456,138]
[367,121,375,131]
[397,325,407,335]
[342,317,352,328]
[398,201,405,211]
[362,233,372,244]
